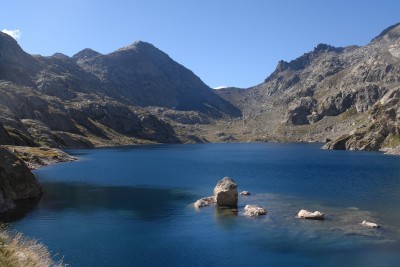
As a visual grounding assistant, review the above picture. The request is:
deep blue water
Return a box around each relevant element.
[10,143,400,266]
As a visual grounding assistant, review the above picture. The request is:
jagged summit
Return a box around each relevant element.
[313,43,343,53]
[264,43,344,83]
[371,22,400,42]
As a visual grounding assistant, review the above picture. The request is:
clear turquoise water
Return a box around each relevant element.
[10,143,400,266]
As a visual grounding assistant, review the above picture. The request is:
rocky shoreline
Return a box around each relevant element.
[3,146,78,170]
[0,146,77,214]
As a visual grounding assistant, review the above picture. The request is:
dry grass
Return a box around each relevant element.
[382,134,400,148]
[0,226,63,267]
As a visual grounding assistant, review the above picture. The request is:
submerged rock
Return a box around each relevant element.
[361,220,380,228]
[298,209,325,220]
[213,177,238,207]
[240,191,251,196]
[244,204,267,216]
[194,196,214,208]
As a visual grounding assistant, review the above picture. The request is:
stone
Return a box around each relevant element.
[244,205,267,216]
[361,220,380,228]
[0,147,42,213]
[213,177,238,207]
[240,191,251,195]
[297,209,325,220]
[194,196,214,208]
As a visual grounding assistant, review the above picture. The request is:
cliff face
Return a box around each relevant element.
[0,147,42,213]
[323,87,400,153]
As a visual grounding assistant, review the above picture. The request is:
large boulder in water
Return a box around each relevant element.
[213,177,238,207]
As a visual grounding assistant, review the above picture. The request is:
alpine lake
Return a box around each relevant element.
[8,143,400,266]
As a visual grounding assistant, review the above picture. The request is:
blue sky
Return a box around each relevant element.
[2,0,400,88]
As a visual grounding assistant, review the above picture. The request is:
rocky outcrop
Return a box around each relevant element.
[361,220,380,228]
[286,97,318,125]
[0,147,42,213]
[193,196,214,208]
[297,209,325,220]
[4,146,77,170]
[324,87,400,153]
[244,205,267,216]
[0,123,12,145]
[213,177,238,207]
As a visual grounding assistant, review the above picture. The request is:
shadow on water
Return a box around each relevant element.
[7,143,400,267]
[0,197,41,223]
[6,181,196,223]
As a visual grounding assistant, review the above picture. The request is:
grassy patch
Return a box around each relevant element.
[339,107,358,121]
[0,226,63,267]
[382,134,400,148]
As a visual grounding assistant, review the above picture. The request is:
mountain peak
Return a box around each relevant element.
[116,40,157,52]
[269,43,343,76]
[371,22,400,42]
[0,31,38,85]
[313,43,343,53]
[72,48,101,60]
[0,31,22,59]
[51,52,70,59]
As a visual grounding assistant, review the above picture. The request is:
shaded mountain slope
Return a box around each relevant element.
[74,41,240,117]
[0,32,240,148]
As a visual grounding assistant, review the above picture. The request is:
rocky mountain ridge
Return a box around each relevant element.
[0,23,399,154]
[0,32,240,148]
[214,23,400,154]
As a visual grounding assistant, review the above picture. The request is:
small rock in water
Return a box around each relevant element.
[213,177,238,207]
[194,196,214,208]
[240,191,251,196]
[244,204,267,216]
[361,220,380,228]
[297,209,325,220]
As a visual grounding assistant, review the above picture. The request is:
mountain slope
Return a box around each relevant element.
[0,33,240,148]
[214,23,400,152]
[73,41,240,117]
